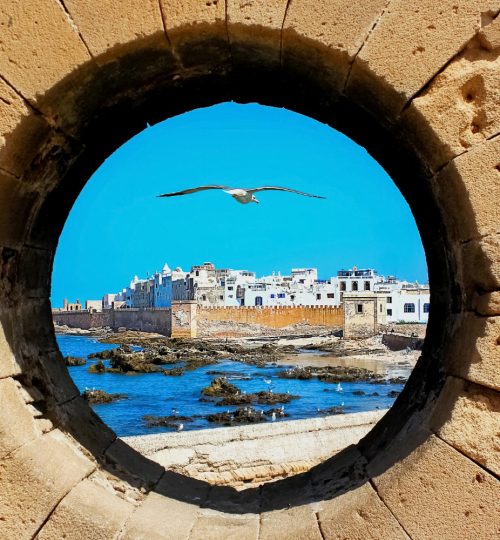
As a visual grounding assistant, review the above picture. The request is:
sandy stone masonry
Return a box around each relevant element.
[0,1,499,538]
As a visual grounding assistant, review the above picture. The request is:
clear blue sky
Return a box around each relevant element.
[51,102,427,307]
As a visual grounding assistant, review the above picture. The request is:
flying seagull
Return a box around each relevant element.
[157,185,326,205]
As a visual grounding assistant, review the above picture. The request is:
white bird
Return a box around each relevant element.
[263,379,272,385]
[176,423,184,432]
[336,383,343,392]
[157,185,326,205]
[271,412,276,421]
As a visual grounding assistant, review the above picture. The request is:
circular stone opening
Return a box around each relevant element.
[1,5,497,537]
[51,101,429,487]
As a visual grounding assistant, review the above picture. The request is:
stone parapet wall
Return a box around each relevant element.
[53,309,171,336]
[123,410,385,487]
[382,332,424,351]
[198,305,344,328]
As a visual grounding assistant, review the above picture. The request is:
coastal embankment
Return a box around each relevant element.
[123,409,385,487]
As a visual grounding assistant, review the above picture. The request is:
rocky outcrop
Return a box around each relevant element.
[64,356,86,367]
[82,389,127,404]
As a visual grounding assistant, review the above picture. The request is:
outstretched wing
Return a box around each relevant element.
[246,186,326,199]
[157,185,231,198]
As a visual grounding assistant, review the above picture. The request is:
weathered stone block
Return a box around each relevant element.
[283,0,387,94]
[0,378,39,458]
[227,0,288,68]
[37,478,135,540]
[448,314,499,390]
[105,438,164,488]
[121,476,200,540]
[0,78,50,178]
[0,172,37,247]
[461,232,500,294]
[433,136,500,242]
[0,0,91,103]
[0,430,95,539]
[160,0,230,69]
[189,511,259,540]
[474,290,500,315]
[63,0,168,59]
[404,42,500,171]
[431,376,500,475]
[372,435,500,540]
[260,505,323,540]
[317,482,408,539]
[0,315,20,378]
[347,0,500,118]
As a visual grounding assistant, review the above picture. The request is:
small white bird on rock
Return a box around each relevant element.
[157,185,326,205]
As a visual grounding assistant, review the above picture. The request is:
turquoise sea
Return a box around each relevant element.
[57,334,407,437]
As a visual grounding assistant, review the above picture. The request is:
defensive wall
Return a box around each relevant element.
[0,1,498,539]
[198,305,344,328]
[52,308,172,336]
[382,332,425,351]
[123,410,386,488]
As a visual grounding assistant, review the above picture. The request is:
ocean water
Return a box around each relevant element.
[57,334,407,437]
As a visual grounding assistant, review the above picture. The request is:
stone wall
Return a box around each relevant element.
[124,410,385,488]
[53,309,171,336]
[198,305,344,328]
[382,332,425,351]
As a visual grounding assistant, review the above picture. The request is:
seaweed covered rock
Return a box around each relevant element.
[207,406,266,426]
[254,391,298,405]
[82,389,126,404]
[88,360,106,373]
[163,367,185,376]
[143,415,193,428]
[65,356,86,367]
[202,377,240,397]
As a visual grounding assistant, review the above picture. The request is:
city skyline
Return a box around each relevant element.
[52,102,428,308]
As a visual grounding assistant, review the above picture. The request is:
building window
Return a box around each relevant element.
[202,295,207,301]
[290,295,295,301]
[270,294,275,299]
[387,309,392,316]
[423,303,430,313]
[228,286,233,290]
[278,293,286,299]
[380,304,382,312]
[404,303,415,313]
[356,304,363,313]
[352,281,358,291]
[255,296,263,306]
[327,293,334,298]
[219,295,223,300]
[195,271,199,277]
[364,281,370,291]
[316,293,321,300]
[387,297,392,303]
[340,281,346,291]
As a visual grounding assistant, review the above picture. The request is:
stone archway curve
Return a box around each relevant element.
[0,1,498,538]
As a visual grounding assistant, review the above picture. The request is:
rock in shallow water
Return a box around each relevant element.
[82,389,127,404]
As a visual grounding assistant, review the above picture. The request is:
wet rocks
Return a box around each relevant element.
[163,367,184,376]
[143,415,193,428]
[82,389,127,404]
[88,360,106,373]
[264,407,289,418]
[278,367,313,380]
[254,391,298,405]
[352,390,365,396]
[318,406,346,415]
[202,377,240,397]
[218,394,254,406]
[388,390,401,398]
[65,356,86,367]
[207,407,266,426]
